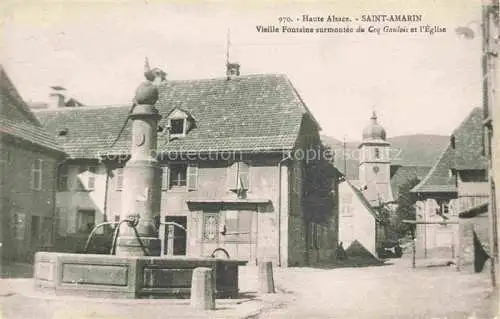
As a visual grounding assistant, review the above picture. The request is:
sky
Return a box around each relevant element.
[1,0,484,141]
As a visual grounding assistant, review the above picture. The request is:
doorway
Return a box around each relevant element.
[164,216,187,255]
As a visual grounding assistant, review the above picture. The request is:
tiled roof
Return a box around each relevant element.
[411,144,457,193]
[0,65,64,153]
[36,74,314,158]
[390,166,430,200]
[411,107,487,194]
[452,107,487,170]
[0,117,64,153]
[0,65,41,125]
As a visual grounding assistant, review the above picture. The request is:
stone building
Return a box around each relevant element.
[338,180,385,258]
[0,65,65,262]
[412,107,489,264]
[34,67,339,267]
[338,112,428,258]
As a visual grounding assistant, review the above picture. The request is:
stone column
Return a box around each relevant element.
[190,267,215,310]
[115,102,162,256]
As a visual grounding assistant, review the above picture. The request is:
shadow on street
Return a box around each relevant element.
[1,263,33,279]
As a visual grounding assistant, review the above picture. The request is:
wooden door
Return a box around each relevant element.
[222,210,253,261]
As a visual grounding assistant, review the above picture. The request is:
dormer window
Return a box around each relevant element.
[165,107,196,139]
[170,119,185,136]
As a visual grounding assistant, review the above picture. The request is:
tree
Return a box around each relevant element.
[392,177,421,239]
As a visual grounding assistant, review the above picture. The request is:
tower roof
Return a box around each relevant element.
[362,111,387,141]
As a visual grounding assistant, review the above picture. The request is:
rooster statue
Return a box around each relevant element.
[110,57,166,148]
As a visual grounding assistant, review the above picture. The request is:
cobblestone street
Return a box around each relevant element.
[1,257,496,318]
[262,257,497,319]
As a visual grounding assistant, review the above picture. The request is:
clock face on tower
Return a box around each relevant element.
[373,166,380,174]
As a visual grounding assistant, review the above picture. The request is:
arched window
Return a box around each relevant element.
[374,148,380,159]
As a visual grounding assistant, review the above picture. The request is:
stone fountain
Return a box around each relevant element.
[34,63,247,299]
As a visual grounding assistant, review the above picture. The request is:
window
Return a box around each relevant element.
[226,161,250,192]
[88,165,96,190]
[187,162,198,190]
[340,193,353,217]
[441,202,449,215]
[57,164,69,191]
[203,212,219,241]
[163,163,197,190]
[77,164,96,191]
[223,210,252,242]
[77,209,95,233]
[31,159,43,190]
[13,212,27,240]
[170,119,185,136]
[374,148,380,159]
[115,168,124,191]
[161,165,170,191]
[292,162,302,194]
[170,163,187,188]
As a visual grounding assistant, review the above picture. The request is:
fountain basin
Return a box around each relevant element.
[34,252,247,299]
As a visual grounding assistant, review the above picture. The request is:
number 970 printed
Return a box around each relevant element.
[278,16,294,23]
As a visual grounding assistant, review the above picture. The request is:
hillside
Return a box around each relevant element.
[321,134,450,180]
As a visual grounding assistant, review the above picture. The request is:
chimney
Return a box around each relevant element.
[49,86,67,108]
[226,62,240,80]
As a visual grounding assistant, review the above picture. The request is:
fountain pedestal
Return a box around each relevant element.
[33,62,248,300]
[115,103,162,257]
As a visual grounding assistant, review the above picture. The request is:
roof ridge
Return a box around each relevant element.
[0,65,42,126]
[452,107,482,136]
[32,104,131,112]
[344,180,380,220]
[165,73,288,84]
[283,75,322,131]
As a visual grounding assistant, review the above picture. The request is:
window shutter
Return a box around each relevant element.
[76,164,86,191]
[32,159,42,190]
[31,163,35,190]
[57,164,68,191]
[187,162,198,190]
[88,166,96,190]
[161,165,170,191]
[226,162,238,190]
[115,168,124,191]
[239,162,250,190]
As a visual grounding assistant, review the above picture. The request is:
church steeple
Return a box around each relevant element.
[358,111,393,205]
[362,111,387,141]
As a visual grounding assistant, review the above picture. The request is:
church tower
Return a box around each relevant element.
[358,111,393,206]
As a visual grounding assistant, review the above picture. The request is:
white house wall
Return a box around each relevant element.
[338,182,377,256]
[56,163,106,235]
